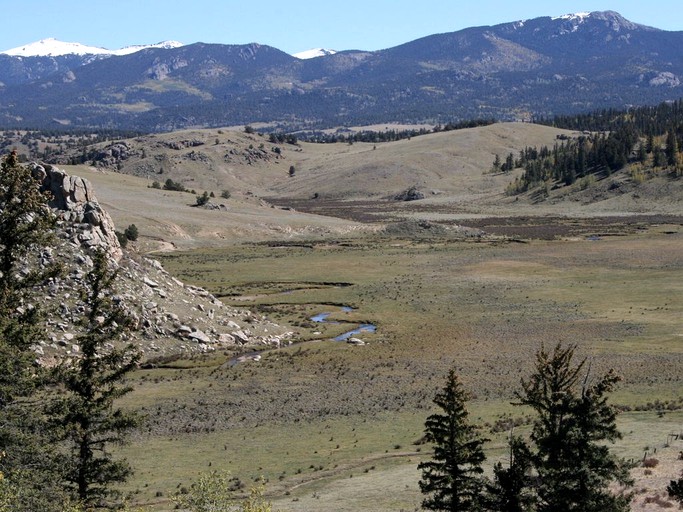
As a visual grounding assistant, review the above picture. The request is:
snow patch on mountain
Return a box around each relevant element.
[551,12,591,22]
[111,41,184,56]
[293,48,337,59]
[1,38,184,57]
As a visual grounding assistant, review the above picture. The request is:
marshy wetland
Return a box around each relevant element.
[118,216,683,511]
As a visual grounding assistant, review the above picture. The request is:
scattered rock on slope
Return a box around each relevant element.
[23,164,294,364]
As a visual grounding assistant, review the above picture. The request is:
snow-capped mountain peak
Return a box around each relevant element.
[1,38,184,57]
[551,12,591,22]
[2,38,110,57]
[110,41,184,56]
[293,48,337,59]
[548,11,647,33]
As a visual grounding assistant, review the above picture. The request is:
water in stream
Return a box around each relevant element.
[310,306,376,341]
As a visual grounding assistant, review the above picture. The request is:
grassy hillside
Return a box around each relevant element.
[67,122,682,252]
[67,166,365,252]
[88,123,576,200]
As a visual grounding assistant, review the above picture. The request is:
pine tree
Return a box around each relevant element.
[492,154,501,173]
[50,250,141,508]
[637,142,647,163]
[483,436,535,512]
[0,152,63,510]
[0,152,59,401]
[515,344,632,512]
[665,129,678,166]
[418,369,486,511]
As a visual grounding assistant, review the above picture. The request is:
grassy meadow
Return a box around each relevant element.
[116,222,683,510]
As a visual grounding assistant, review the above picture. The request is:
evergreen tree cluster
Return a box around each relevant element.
[539,99,683,135]
[268,132,298,145]
[504,128,638,193]
[503,98,683,194]
[419,344,633,512]
[297,118,495,144]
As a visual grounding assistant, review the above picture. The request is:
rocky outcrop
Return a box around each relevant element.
[33,251,294,364]
[161,139,205,150]
[394,186,425,201]
[24,164,294,364]
[91,141,134,167]
[30,163,122,260]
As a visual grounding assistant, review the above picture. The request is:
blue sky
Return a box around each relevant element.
[2,0,681,54]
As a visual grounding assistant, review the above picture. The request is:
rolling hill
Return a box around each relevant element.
[47,122,680,252]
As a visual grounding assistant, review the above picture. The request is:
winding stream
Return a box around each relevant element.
[226,303,376,366]
[310,306,377,341]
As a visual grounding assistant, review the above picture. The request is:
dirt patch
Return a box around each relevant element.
[630,437,683,512]
[460,215,683,240]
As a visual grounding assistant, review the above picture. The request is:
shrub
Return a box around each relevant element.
[124,224,138,241]
[642,457,659,468]
[115,231,128,248]
[668,478,683,506]
[220,190,231,199]
[577,174,596,190]
[196,191,210,206]
[163,178,186,192]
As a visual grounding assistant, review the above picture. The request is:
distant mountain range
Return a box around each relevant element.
[1,38,184,57]
[0,11,681,132]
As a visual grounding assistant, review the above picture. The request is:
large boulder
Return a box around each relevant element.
[394,186,425,201]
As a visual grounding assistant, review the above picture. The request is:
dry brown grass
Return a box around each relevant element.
[70,122,682,255]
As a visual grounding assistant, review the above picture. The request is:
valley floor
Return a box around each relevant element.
[117,220,683,511]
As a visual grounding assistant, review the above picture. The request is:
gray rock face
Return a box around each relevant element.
[30,163,122,260]
[22,163,295,364]
[394,186,425,202]
[188,329,211,343]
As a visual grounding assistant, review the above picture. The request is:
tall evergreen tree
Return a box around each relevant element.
[0,152,58,405]
[515,344,632,512]
[665,129,678,166]
[418,369,486,511]
[652,146,664,167]
[637,142,647,163]
[50,250,141,509]
[0,151,63,510]
[492,154,502,173]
